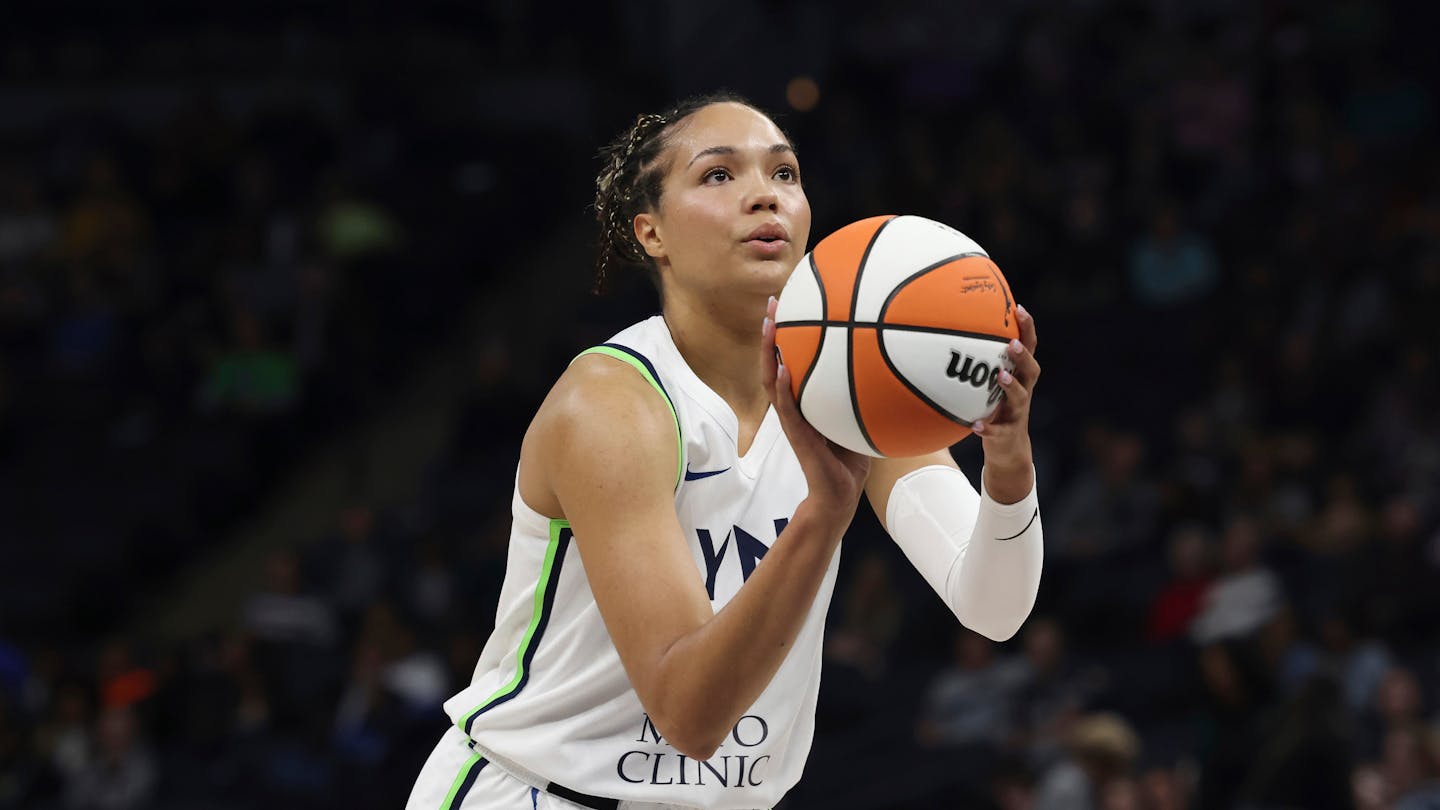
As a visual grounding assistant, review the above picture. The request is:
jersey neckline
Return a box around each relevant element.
[648,315,782,475]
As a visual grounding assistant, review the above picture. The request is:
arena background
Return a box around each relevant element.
[1,1,1437,808]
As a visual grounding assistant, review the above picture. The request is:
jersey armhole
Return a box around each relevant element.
[572,343,684,491]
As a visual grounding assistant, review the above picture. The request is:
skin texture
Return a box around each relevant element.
[516,102,1040,759]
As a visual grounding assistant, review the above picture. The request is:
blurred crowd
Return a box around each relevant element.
[2,0,1438,808]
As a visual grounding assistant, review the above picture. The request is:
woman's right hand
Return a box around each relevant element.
[762,295,871,530]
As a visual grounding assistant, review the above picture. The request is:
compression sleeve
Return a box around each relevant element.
[883,464,1043,641]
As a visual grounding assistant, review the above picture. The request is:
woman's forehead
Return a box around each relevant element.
[667,103,789,158]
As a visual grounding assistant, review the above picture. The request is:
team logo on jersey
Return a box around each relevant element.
[684,465,731,481]
[696,518,789,600]
[617,713,772,788]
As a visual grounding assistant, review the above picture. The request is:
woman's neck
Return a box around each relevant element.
[663,292,771,425]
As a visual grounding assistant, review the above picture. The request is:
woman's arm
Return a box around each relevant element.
[864,305,1044,640]
[523,317,867,760]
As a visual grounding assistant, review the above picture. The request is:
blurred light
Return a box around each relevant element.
[786,77,820,112]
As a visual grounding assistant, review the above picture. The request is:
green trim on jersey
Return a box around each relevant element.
[575,344,684,490]
[457,519,571,736]
[441,751,486,810]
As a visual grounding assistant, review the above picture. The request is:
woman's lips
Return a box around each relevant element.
[743,238,789,257]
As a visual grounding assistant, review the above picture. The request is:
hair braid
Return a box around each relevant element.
[593,112,668,290]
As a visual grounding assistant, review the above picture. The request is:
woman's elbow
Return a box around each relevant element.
[644,710,726,762]
[655,721,725,762]
[956,601,1034,642]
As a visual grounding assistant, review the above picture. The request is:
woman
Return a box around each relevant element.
[408,93,1045,810]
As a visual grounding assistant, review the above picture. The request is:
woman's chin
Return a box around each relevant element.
[741,254,804,287]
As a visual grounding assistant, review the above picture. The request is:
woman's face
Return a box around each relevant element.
[636,102,812,306]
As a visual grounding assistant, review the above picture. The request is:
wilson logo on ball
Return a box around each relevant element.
[945,351,1005,406]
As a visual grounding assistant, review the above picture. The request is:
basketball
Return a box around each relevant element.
[773,214,1021,458]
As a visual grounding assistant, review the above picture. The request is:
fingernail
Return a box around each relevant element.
[762,316,771,336]
[768,295,777,307]
[973,421,985,433]
[1017,304,1029,318]
[1000,369,1013,385]
[1009,339,1023,354]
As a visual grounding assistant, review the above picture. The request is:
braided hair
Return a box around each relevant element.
[593,92,780,294]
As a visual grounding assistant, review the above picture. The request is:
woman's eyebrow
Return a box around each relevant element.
[687,143,796,168]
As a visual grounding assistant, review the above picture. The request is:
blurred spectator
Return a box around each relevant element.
[824,551,903,682]
[1319,610,1393,716]
[1013,617,1105,768]
[1127,203,1219,309]
[1302,473,1373,557]
[58,157,153,297]
[1145,523,1215,643]
[1139,765,1190,810]
[1050,427,1159,559]
[315,182,403,263]
[916,628,1027,749]
[1191,515,1282,644]
[63,706,156,810]
[1257,605,1322,696]
[406,539,457,626]
[95,641,155,713]
[1034,712,1141,810]
[314,503,387,621]
[242,550,337,648]
[1357,667,1427,761]
[1359,497,1440,645]
[0,173,58,268]
[1354,724,1440,810]
[198,307,300,416]
[1194,642,1276,810]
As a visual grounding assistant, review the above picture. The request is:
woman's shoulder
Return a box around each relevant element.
[530,341,676,456]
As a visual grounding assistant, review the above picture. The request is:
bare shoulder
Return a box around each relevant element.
[518,352,678,519]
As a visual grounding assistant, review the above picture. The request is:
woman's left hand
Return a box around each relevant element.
[974,304,1039,502]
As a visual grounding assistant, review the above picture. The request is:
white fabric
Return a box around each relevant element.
[409,726,695,810]
[437,316,823,810]
[1190,568,1282,643]
[884,464,1043,641]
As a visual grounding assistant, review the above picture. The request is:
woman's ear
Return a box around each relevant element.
[634,212,665,260]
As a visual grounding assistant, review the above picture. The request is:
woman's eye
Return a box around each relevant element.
[775,165,799,181]
[703,168,731,183]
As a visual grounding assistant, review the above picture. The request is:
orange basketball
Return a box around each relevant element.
[773,215,1020,458]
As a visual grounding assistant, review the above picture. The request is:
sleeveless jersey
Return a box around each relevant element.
[441,315,836,810]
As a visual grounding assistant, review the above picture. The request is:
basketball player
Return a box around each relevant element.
[408,93,1044,810]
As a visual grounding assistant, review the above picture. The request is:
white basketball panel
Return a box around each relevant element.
[797,326,876,456]
[879,330,1014,424]
[853,216,989,322]
[775,255,824,323]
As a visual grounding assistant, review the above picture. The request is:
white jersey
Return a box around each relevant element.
[443,315,832,810]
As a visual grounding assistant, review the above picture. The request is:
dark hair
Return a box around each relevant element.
[592,91,785,294]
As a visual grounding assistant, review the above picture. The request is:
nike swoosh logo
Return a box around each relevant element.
[683,466,731,481]
[996,507,1039,541]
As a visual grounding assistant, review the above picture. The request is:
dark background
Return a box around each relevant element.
[1,1,1437,808]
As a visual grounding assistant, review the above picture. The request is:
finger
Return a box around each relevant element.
[772,362,826,456]
[762,300,778,398]
[1016,303,1038,354]
[995,367,1030,413]
[1006,338,1041,386]
[972,418,1021,440]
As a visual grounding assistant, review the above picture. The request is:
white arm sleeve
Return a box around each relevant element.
[884,464,1043,641]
